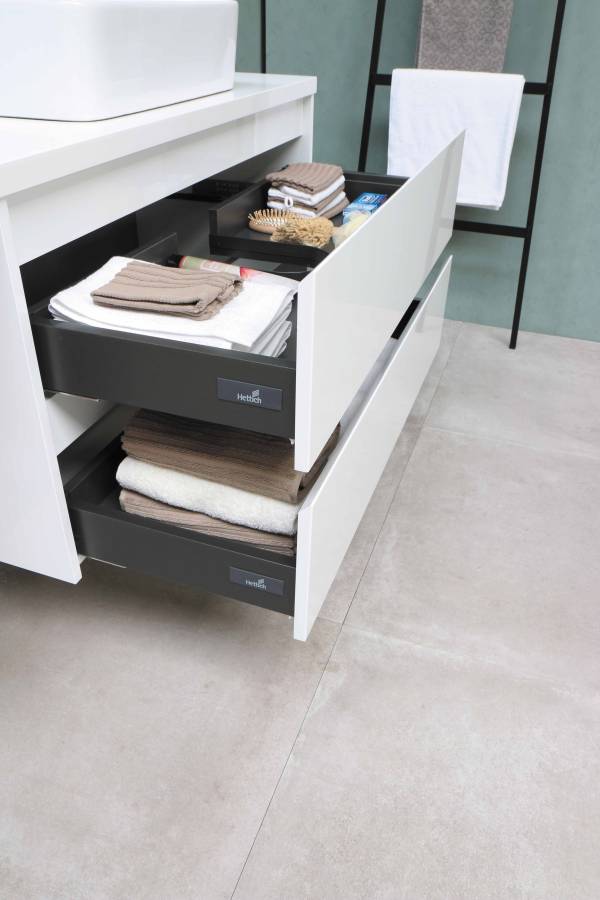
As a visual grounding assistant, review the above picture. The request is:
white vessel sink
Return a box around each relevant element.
[0,0,238,121]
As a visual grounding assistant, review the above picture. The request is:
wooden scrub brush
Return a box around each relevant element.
[270,216,334,249]
[248,209,303,234]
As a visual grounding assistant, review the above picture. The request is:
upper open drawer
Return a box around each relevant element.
[208,171,410,267]
[29,135,463,472]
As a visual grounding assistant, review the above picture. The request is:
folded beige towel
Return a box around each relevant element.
[92,260,242,319]
[119,489,296,556]
[122,409,340,504]
[267,162,344,194]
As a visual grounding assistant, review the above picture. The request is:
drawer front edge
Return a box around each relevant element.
[293,256,453,640]
[294,134,463,473]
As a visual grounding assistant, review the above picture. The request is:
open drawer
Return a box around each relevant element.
[208,171,410,267]
[32,136,462,473]
[63,258,452,640]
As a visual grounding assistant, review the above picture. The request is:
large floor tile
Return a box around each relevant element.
[0,561,338,900]
[427,324,600,458]
[320,322,462,624]
[347,427,600,694]
[234,628,600,900]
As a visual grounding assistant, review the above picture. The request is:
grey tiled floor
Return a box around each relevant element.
[2,323,600,899]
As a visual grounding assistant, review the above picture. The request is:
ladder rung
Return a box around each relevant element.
[454,220,528,239]
[374,73,550,96]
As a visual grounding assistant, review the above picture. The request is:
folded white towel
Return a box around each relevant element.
[268,174,345,207]
[117,457,299,536]
[387,69,525,210]
[253,318,292,357]
[267,190,347,219]
[49,256,295,356]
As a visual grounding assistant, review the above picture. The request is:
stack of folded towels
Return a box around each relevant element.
[49,257,296,357]
[116,409,340,557]
[266,162,349,220]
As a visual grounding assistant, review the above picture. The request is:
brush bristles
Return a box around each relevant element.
[248,209,303,234]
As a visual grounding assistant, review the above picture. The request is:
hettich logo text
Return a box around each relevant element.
[236,389,262,405]
[245,577,266,590]
[229,567,284,596]
[217,379,283,411]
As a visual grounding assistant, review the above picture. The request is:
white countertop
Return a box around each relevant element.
[0,73,316,198]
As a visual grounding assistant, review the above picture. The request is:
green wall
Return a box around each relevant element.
[237,1,600,342]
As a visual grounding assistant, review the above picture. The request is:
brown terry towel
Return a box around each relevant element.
[267,162,344,194]
[122,409,340,504]
[92,260,242,319]
[119,489,296,557]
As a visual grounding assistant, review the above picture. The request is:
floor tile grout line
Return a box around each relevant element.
[339,323,464,629]
[230,323,482,893]
[421,421,600,464]
[229,620,345,899]
[341,621,600,706]
[232,320,599,893]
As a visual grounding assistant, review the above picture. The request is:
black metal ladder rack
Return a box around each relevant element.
[356,0,567,348]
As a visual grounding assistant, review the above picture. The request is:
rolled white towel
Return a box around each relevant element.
[117,457,299,536]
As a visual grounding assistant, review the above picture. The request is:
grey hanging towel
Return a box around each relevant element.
[416,0,514,73]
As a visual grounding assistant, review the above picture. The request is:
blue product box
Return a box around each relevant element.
[342,192,388,224]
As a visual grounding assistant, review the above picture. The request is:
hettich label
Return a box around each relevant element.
[217,378,283,411]
[229,567,285,596]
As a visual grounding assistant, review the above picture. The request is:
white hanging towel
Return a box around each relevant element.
[387,69,525,210]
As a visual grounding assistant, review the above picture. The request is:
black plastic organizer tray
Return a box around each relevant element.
[209,171,407,267]
[63,431,296,616]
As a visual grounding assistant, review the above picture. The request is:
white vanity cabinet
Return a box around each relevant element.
[0,74,461,640]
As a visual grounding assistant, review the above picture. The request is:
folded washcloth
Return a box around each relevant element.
[416,0,514,73]
[267,162,344,194]
[117,457,299,535]
[122,409,340,504]
[49,256,295,356]
[387,68,524,209]
[92,259,241,319]
[268,174,346,207]
[267,192,349,220]
[268,187,343,215]
[119,489,296,556]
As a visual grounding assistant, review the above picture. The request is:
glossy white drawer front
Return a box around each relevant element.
[294,134,463,473]
[294,256,452,640]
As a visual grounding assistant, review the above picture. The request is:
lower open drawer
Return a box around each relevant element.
[64,258,451,639]
[67,439,297,616]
